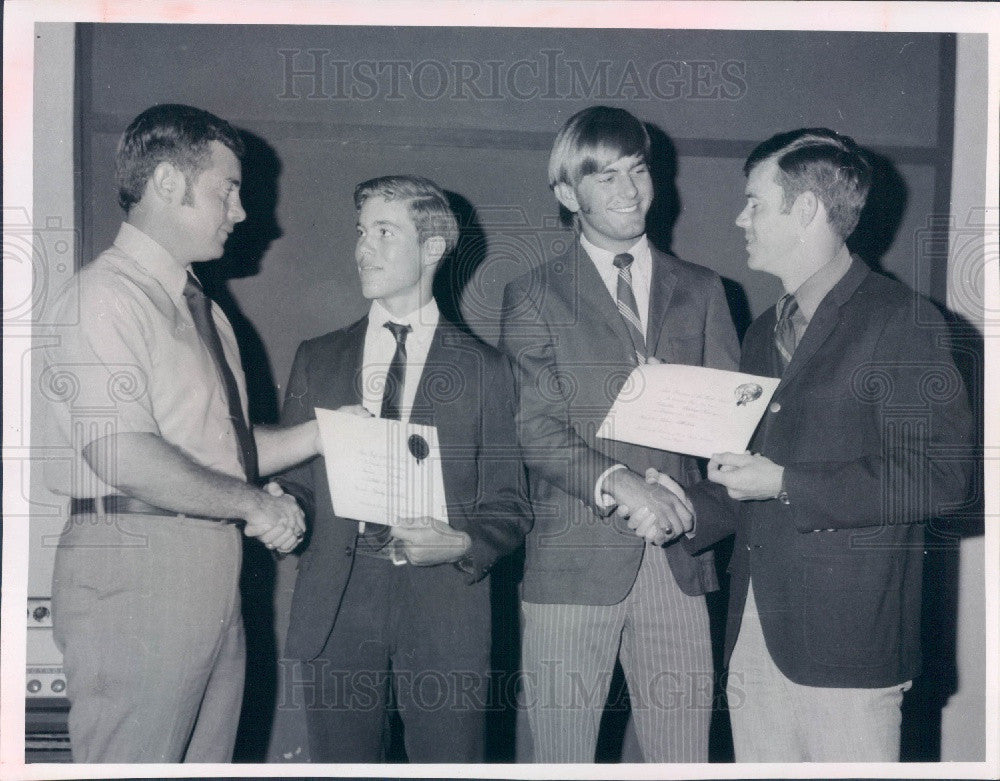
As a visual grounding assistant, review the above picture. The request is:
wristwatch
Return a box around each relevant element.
[453,554,477,576]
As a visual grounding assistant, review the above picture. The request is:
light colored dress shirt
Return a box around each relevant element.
[42,222,249,498]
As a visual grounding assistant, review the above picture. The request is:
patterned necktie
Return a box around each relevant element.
[612,253,646,363]
[773,292,800,369]
[380,321,412,421]
[183,271,258,482]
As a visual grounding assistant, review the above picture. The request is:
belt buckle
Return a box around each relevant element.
[388,540,407,566]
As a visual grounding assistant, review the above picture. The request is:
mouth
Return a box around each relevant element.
[609,204,641,214]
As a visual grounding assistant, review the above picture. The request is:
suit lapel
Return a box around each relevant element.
[317,317,367,409]
[646,248,678,358]
[410,323,444,427]
[774,259,869,393]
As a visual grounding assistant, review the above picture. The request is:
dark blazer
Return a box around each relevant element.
[498,242,740,605]
[281,316,532,662]
[686,260,973,688]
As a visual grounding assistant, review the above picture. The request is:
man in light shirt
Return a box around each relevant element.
[276,175,531,762]
[42,104,321,762]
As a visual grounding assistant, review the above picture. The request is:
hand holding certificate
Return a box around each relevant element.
[596,364,780,458]
[314,407,449,527]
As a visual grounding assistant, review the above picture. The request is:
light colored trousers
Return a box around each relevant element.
[52,511,245,763]
[727,582,910,762]
[521,544,713,762]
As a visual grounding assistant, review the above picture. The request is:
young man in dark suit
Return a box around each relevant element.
[498,106,740,762]
[654,128,973,760]
[276,176,532,762]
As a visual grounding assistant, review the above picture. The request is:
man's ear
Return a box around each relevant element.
[794,190,820,229]
[553,182,581,214]
[421,235,446,267]
[148,161,185,205]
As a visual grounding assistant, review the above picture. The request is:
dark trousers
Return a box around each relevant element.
[300,554,491,762]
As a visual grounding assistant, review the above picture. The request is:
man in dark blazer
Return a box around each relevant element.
[498,106,740,762]
[658,128,973,761]
[276,176,532,762]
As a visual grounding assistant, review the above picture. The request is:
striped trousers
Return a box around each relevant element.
[521,544,712,762]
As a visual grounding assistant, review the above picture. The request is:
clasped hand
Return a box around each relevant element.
[607,468,693,546]
[242,481,306,554]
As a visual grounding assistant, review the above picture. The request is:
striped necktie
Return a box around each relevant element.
[773,292,799,369]
[613,253,646,363]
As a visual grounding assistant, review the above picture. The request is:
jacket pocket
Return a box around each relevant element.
[800,552,903,669]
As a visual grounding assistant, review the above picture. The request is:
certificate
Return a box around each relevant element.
[596,364,780,459]
[314,407,449,526]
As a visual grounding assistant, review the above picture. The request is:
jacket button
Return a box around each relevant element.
[343,546,354,556]
[769,401,781,413]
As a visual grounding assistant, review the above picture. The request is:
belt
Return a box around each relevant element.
[69,495,237,524]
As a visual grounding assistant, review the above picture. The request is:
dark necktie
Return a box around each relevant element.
[183,271,258,482]
[360,320,413,550]
[612,253,646,363]
[380,321,412,421]
[773,292,800,369]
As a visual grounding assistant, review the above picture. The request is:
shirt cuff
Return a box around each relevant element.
[594,463,628,511]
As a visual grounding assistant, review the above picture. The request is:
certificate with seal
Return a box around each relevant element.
[315,407,450,526]
[596,364,780,459]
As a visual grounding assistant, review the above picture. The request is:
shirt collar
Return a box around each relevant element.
[789,248,853,324]
[580,233,651,276]
[368,297,440,344]
[113,222,190,302]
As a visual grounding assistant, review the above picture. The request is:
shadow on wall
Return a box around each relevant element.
[902,305,984,762]
[849,149,909,276]
[434,191,488,336]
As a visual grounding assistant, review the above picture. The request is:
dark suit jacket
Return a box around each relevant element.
[498,242,740,605]
[281,316,532,662]
[686,260,973,688]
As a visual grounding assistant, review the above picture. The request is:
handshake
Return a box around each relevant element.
[604,467,693,547]
[604,450,788,545]
[241,480,306,555]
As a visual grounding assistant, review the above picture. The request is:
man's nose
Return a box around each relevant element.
[619,175,639,198]
[230,195,247,224]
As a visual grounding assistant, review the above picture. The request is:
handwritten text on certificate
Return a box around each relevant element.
[596,364,780,459]
[314,407,449,526]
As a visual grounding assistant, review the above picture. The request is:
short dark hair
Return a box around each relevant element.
[744,128,872,239]
[548,106,650,189]
[115,104,245,212]
[353,175,459,255]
